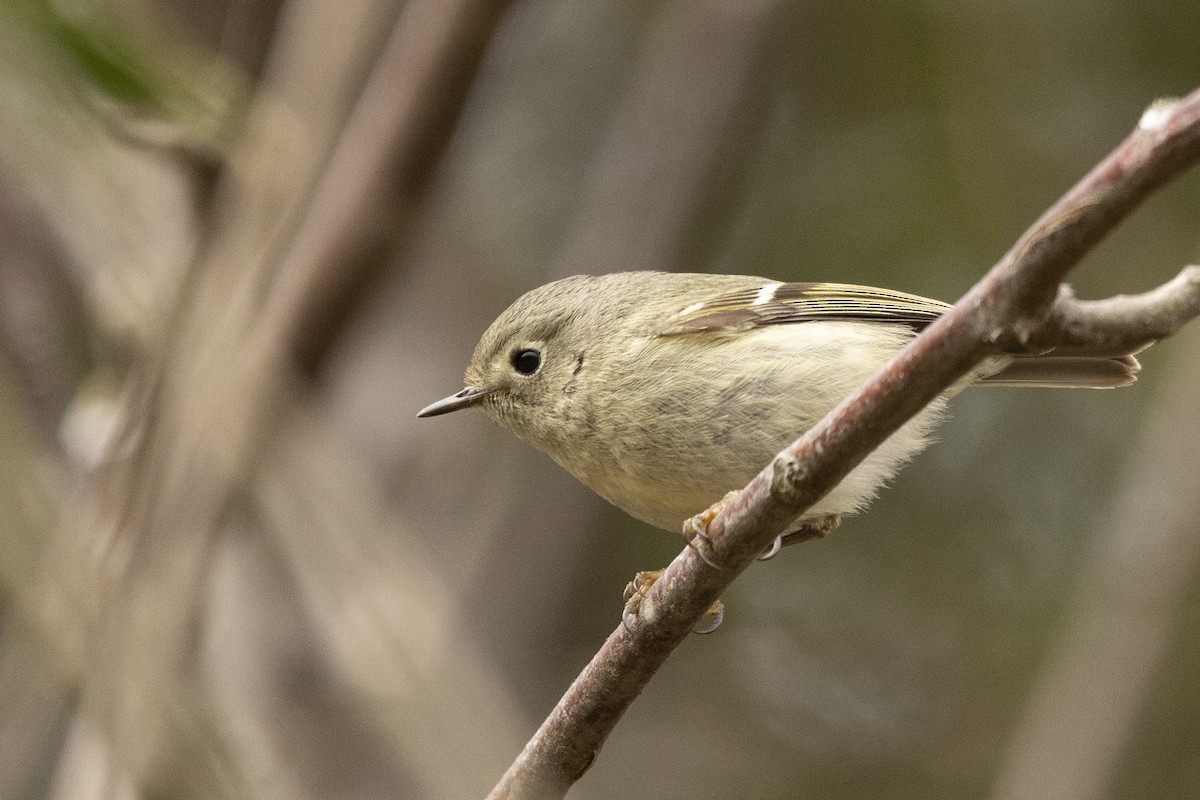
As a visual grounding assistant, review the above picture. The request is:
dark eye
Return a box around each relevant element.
[511,348,542,375]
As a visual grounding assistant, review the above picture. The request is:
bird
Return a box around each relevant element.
[418,271,1140,552]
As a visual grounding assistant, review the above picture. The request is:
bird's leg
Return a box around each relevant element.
[622,569,724,635]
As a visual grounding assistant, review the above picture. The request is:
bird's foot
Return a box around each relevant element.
[681,491,740,568]
[622,569,724,635]
[757,514,842,561]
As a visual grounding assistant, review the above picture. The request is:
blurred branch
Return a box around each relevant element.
[276,0,516,373]
[989,321,1200,800]
[253,400,528,798]
[0,2,218,361]
[550,0,782,278]
[13,1,518,798]
[488,89,1200,799]
[0,186,93,445]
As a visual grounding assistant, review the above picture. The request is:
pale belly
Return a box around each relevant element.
[556,323,954,533]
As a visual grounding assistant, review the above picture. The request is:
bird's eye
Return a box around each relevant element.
[511,348,542,375]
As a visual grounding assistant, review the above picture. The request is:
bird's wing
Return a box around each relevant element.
[658,282,951,336]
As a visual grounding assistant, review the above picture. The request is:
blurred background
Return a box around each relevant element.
[1,1,1198,798]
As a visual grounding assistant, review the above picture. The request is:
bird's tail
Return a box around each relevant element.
[978,353,1141,388]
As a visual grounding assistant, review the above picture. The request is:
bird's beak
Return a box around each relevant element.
[416,385,495,418]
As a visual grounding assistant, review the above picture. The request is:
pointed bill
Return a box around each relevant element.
[417,385,495,418]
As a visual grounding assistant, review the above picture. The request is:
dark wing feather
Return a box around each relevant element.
[659,282,951,336]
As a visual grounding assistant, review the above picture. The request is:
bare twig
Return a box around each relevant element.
[488,89,1200,799]
[1033,266,1200,356]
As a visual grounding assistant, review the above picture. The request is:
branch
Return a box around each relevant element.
[487,89,1200,799]
[1033,265,1200,356]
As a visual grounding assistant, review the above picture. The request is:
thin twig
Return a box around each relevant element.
[1034,266,1200,356]
[488,88,1200,800]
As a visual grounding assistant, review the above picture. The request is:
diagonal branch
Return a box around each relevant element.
[488,88,1200,799]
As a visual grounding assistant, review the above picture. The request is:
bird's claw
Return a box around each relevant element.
[781,514,842,547]
[759,514,843,560]
[687,497,840,563]
[622,569,725,635]
[681,491,740,569]
[757,534,784,561]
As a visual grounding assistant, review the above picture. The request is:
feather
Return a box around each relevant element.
[658,279,1141,389]
[980,355,1141,388]
[658,282,951,336]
